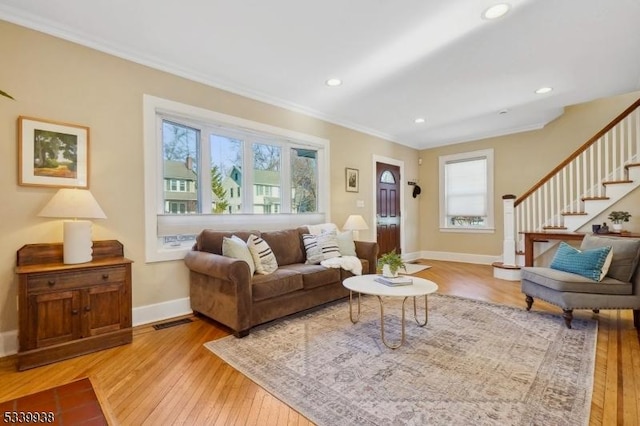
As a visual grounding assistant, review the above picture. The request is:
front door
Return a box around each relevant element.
[376,162,401,257]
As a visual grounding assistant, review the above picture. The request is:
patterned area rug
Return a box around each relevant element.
[205,294,597,426]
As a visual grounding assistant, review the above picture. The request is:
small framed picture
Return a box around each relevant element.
[18,116,90,188]
[345,167,359,192]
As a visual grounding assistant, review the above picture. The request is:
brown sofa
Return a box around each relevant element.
[184,227,378,337]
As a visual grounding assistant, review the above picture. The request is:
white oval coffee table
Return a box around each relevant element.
[343,275,438,349]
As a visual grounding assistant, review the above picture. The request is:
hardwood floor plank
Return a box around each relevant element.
[1,259,638,425]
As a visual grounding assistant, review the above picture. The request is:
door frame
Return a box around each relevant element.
[371,155,406,255]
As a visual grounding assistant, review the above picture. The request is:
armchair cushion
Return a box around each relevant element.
[522,267,632,295]
[580,234,640,282]
[549,242,612,281]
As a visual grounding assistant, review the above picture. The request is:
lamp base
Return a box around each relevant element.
[63,220,93,264]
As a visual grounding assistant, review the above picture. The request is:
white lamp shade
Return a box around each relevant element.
[343,214,369,231]
[38,188,107,219]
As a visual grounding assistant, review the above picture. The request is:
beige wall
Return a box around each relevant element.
[418,90,640,257]
[0,20,421,333]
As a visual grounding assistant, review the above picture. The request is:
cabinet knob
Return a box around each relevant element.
[47,280,56,286]
[102,274,109,280]
[71,309,79,315]
[84,306,91,312]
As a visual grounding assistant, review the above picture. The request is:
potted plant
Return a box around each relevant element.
[607,211,631,232]
[377,250,406,278]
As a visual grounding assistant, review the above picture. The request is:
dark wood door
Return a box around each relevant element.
[376,162,401,256]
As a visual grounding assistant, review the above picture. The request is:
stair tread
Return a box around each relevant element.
[582,196,610,200]
[562,212,588,216]
[602,179,633,185]
[492,262,521,270]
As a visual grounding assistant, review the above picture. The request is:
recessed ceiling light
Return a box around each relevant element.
[414,118,425,124]
[325,78,342,87]
[535,87,553,94]
[482,3,510,20]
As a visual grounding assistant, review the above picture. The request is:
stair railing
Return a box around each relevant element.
[509,98,640,258]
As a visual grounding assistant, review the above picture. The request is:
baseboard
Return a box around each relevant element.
[0,329,18,359]
[400,251,423,263]
[132,297,192,327]
[419,250,500,265]
[0,298,193,358]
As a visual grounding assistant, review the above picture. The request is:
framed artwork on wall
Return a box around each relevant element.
[345,167,359,192]
[18,116,90,188]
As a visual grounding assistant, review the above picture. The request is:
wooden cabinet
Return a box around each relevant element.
[16,240,133,370]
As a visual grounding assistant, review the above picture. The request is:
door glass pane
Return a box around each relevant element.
[380,170,395,183]
[210,134,243,214]
[162,120,199,214]
[291,148,318,213]
[253,143,281,214]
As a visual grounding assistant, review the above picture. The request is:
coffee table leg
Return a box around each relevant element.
[377,295,408,349]
[414,295,428,326]
[348,290,361,323]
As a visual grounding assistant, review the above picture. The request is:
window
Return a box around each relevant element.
[439,149,494,232]
[143,95,330,262]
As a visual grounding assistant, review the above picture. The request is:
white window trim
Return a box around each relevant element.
[143,94,331,262]
[438,148,495,233]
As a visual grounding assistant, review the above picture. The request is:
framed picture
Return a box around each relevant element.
[345,167,359,192]
[18,116,90,188]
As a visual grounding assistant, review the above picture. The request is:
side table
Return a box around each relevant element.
[15,240,133,370]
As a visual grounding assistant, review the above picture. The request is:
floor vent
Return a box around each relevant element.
[153,318,193,330]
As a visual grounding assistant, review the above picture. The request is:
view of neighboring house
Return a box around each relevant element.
[220,165,282,214]
[163,158,197,214]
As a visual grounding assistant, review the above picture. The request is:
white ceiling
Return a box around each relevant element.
[2,0,640,149]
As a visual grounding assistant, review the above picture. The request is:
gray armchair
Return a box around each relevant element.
[521,234,640,328]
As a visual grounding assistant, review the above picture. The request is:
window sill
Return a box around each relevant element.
[439,227,495,234]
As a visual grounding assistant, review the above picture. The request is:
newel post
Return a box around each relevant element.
[502,194,517,266]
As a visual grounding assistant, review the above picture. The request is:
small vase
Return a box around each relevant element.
[612,223,623,232]
[382,264,398,278]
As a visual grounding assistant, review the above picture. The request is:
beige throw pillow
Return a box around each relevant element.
[222,235,256,276]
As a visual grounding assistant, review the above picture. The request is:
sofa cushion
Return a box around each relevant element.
[279,263,341,290]
[251,269,304,302]
[522,267,633,295]
[222,235,256,276]
[549,242,612,281]
[261,228,305,266]
[580,235,640,282]
[247,234,278,275]
[196,230,260,255]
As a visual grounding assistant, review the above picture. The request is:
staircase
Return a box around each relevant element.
[494,98,640,280]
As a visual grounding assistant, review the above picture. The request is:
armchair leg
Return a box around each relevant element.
[525,295,533,311]
[562,309,573,329]
[634,310,640,329]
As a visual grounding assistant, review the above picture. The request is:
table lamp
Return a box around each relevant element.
[38,188,107,264]
[342,214,368,241]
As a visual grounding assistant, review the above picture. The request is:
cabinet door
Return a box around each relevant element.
[83,283,127,337]
[28,290,81,349]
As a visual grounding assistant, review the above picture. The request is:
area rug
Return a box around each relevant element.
[400,263,431,274]
[205,294,597,426]
[0,378,107,425]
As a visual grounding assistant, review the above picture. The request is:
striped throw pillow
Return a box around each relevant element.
[550,242,612,282]
[317,230,341,260]
[247,234,278,275]
[302,234,325,264]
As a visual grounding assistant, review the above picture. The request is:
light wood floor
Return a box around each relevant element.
[1,260,639,425]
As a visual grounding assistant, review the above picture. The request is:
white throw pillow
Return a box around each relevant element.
[247,234,278,275]
[336,231,357,257]
[222,235,256,276]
